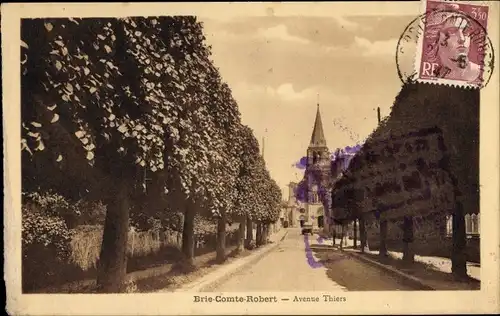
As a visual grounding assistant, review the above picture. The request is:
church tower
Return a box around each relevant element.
[307,103,329,168]
[304,101,330,230]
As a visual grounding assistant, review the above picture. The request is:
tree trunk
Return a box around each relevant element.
[267,223,271,243]
[261,223,266,245]
[332,225,336,245]
[340,224,344,251]
[452,202,468,279]
[216,213,227,263]
[256,222,263,246]
[360,217,366,253]
[353,219,358,249]
[403,216,414,263]
[237,215,246,252]
[97,183,130,293]
[181,201,196,266]
[379,219,388,258]
[245,216,253,248]
[263,223,269,244]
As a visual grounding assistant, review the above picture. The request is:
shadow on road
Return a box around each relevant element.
[312,246,480,291]
[311,248,423,291]
[360,252,480,291]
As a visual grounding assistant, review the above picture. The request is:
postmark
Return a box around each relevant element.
[397,0,495,88]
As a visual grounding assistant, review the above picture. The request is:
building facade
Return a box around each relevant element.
[278,182,302,228]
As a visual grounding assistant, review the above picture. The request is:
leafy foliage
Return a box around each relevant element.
[331,83,479,221]
[232,126,262,218]
[251,157,282,223]
[22,192,74,260]
[21,17,284,291]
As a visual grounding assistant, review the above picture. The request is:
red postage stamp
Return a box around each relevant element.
[415,0,492,88]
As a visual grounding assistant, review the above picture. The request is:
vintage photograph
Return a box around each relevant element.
[3,0,499,315]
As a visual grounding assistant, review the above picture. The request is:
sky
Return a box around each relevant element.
[200,14,414,197]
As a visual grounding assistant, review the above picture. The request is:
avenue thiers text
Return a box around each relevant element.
[193,295,347,303]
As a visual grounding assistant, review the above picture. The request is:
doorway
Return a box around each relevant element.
[317,215,324,228]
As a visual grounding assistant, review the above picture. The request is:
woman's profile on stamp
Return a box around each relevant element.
[414,0,493,88]
[422,3,484,82]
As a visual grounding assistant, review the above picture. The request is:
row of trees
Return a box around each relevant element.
[21,17,281,293]
[330,82,479,279]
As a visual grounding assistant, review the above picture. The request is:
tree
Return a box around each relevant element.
[22,18,161,292]
[20,16,230,291]
[233,126,261,252]
[202,80,242,263]
[330,82,478,276]
[250,158,282,246]
[21,16,284,292]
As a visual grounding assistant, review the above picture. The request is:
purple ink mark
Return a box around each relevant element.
[317,236,324,244]
[304,234,323,268]
[293,144,363,205]
[343,144,363,154]
[293,145,362,172]
[293,156,308,169]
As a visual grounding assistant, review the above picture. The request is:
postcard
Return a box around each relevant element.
[3,1,499,315]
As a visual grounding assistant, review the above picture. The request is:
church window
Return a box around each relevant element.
[313,152,320,164]
[310,192,316,203]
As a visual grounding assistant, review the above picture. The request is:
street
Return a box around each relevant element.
[208,228,417,292]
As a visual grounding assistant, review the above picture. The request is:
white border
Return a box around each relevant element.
[3,2,499,315]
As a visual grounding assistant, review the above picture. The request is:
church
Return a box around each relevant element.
[293,101,361,236]
[299,102,332,232]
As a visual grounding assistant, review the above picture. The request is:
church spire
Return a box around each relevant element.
[309,97,327,147]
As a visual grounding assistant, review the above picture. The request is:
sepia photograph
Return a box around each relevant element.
[3,1,499,315]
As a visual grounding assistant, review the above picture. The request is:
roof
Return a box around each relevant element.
[309,103,327,147]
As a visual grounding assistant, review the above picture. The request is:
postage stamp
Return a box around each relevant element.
[414,0,494,88]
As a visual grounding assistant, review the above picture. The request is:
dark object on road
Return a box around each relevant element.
[283,221,289,228]
[301,224,313,235]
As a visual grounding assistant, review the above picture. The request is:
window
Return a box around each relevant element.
[309,192,320,203]
[446,213,480,236]
[465,214,480,235]
[471,213,479,234]
[465,214,472,234]
[447,215,454,236]
[313,152,320,164]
